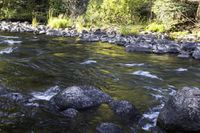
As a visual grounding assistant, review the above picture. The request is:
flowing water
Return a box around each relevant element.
[0,32,200,133]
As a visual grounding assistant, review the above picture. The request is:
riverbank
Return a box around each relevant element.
[0,21,200,60]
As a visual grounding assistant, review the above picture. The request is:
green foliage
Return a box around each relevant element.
[169,31,189,39]
[32,17,39,27]
[48,0,67,17]
[0,0,48,21]
[146,22,166,33]
[74,16,86,32]
[85,0,150,25]
[152,0,190,29]
[119,25,144,35]
[48,17,72,29]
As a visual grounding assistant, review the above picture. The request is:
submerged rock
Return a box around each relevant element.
[109,100,141,122]
[157,87,200,132]
[0,84,7,95]
[96,123,123,133]
[50,86,112,110]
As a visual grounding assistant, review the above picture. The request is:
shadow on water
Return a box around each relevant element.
[0,32,200,132]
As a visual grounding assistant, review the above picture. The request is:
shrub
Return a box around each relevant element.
[48,17,72,29]
[85,0,150,25]
[119,25,144,35]
[152,0,190,29]
[169,31,189,39]
[146,22,166,33]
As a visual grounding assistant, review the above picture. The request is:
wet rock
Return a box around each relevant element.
[0,97,31,127]
[2,93,24,102]
[167,43,181,53]
[46,29,63,36]
[178,51,190,58]
[192,47,200,59]
[109,100,141,122]
[130,127,137,133]
[153,40,180,54]
[126,42,153,53]
[96,123,123,133]
[50,86,112,110]
[61,108,78,119]
[153,44,169,54]
[157,87,200,132]
[181,42,197,52]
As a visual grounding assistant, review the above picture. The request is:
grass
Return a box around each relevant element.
[46,15,197,41]
[32,17,39,27]
[119,25,145,35]
[146,22,166,33]
[48,17,72,29]
[169,31,189,39]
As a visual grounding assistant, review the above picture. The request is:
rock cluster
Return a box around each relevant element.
[0,85,141,133]
[1,21,200,60]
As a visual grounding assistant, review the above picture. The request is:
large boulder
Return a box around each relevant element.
[192,47,200,59]
[157,87,200,132]
[109,100,141,122]
[96,123,123,133]
[50,86,112,110]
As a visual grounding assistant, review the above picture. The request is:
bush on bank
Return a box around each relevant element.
[0,0,199,34]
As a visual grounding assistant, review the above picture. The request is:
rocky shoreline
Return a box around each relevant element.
[0,85,142,133]
[0,21,200,60]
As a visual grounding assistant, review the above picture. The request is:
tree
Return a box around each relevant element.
[187,0,200,20]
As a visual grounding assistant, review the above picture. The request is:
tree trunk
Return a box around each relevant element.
[196,3,200,20]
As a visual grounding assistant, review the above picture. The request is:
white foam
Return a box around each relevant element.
[0,36,19,39]
[25,103,39,107]
[80,60,97,65]
[2,40,22,45]
[0,47,14,54]
[123,63,144,67]
[145,86,162,93]
[31,86,60,101]
[142,104,164,131]
[142,123,154,131]
[132,70,162,80]
[169,88,177,96]
[151,94,163,100]
[175,68,188,72]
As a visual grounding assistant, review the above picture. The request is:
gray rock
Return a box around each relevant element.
[50,86,112,110]
[153,44,169,54]
[126,42,153,53]
[157,87,200,132]
[178,51,190,58]
[46,29,63,36]
[181,42,197,52]
[109,100,141,122]
[167,43,181,53]
[96,123,123,133]
[192,47,200,59]
[61,108,78,119]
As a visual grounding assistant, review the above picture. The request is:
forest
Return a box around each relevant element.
[0,0,200,36]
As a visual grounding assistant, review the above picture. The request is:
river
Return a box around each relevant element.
[0,32,200,133]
